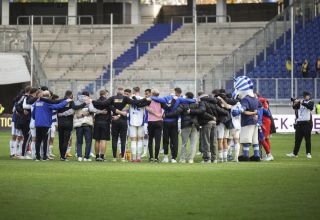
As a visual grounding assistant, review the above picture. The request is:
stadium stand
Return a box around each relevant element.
[222,16,320,99]
[88,22,266,94]
[84,23,182,94]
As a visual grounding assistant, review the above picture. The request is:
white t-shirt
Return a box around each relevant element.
[129,95,145,127]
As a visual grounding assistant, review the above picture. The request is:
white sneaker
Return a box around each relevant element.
[141,153,147,158]
[307,153,312,159]
[179,159,186,163]
[84,158,92,162]
[49,153,56,157]
[112,158,117,162]
[25,155,32,160]
[233,158,239,163]
[27,151,32,156]
[162,156,169,163]
[171,159,177,163]
[188,159,194,164]
[196,152,202,156]
[121,158,127,162]
[19,156,25,160]
[90,153,95,158]
[78,157,82,162]
[286,153,297,158]
[264,154,274,161]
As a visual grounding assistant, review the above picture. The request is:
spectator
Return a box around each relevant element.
[285,57,292,73]
[301,59,309,78]
[316,57,320,78]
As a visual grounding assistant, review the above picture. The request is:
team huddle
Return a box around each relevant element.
[8,76,275,163]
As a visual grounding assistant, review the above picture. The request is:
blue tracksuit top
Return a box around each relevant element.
[32,99,68,128]
[151,95,195,122]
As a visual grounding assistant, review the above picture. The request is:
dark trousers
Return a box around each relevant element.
[21,122,30,156]
[76,126,92,159]
[58,126,73,159]
[294,121,312,155]
[111,119,127,158]
[201,123,215,161]
[35,127,49,160]
[163,121,178,160]
[148,121,163,160]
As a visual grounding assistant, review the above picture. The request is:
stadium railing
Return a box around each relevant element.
[204,0,318,92]
[216,77,320,101]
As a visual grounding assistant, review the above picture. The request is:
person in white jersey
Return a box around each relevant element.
[129,87,147,162]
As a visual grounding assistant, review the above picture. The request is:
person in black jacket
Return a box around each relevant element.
[92,90,111,161]
[92,87,149,162]
[56,90,87,161]
[14,86,32,158]
[165,92,204,163]
[198,92,229,163]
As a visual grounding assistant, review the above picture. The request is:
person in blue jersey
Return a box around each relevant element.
[150,87,195,163]
[32,91,71,161]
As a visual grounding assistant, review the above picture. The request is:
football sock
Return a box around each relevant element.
[137,140,143,160]
[10,140,16,156]
[49,145,53,155]
[243,144,250,158]
[144,138,148,154]
[228,145,234,156]
[253,144,260,157]
[234,143,240,159]
[31,141,36,159]
[218,150,223,160]
[223,149,228,159]
[131,140,137,161]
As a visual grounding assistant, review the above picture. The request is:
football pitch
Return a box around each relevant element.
[0,131,319,220]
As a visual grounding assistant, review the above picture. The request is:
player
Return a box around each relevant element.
[129,87,147,162]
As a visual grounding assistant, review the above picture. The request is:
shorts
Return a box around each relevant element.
[50,125,56,138]
[93,124,110,141]
[129,125,144,138]
[11,122,22,136]
[240,125,259,145]
[229,128,240,140]
[217,123,229,139]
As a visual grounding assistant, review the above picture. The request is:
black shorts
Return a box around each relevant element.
[93,124,110,141]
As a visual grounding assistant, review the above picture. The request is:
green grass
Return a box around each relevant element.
[0,131,319,220]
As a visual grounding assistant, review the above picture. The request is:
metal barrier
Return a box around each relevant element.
[213,78,320,101]
[170,15,231,33]
[205,0,319,93]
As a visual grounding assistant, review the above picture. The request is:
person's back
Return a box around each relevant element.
[240,95,259,127]
[94,96,111,124]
